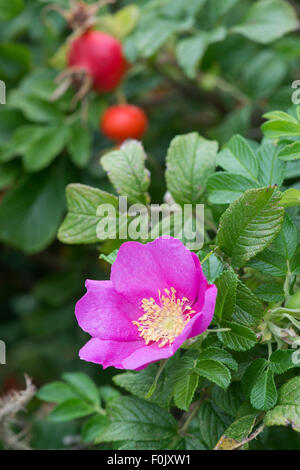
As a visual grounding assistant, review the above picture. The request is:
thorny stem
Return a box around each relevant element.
[145,359,168,399]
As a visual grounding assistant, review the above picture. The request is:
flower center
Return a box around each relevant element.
[132,287,195,348]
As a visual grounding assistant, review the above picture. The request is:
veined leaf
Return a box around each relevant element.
[165,132,218,204]
[62,372,100,407]
[250,369,277,411]
[101,140,150,205]
[216,135,259,183]
[257,141,285,187]
[278,141,300,161]
[195,359,231,389]
[174,373,199,411]
[198,347,238,371]
[58,184,118,244]
[217,321,257,352]
[217,186,284,268]
[207,172,258,204]
[214,269,238,320]
[100,397,178,442]
[48,399,95,422]
[280,188,300,207]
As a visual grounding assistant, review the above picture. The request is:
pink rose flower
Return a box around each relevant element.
[75,237,217,370]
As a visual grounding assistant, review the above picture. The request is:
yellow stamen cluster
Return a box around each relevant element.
[132,287,194,348]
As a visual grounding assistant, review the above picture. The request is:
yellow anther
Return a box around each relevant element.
[132,287,194,348]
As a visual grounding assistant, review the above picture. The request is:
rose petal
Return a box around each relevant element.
[79,337,143,369]
[188,284,217,338]
[111,237,198,306]
[75,280,139,341]
[191,252,209,313]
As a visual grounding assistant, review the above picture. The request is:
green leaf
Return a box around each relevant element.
[176,27,226,79]
[280,188,300,207]
[133,18,184,58]
[185,435,206,450]
[214,269,238,320]
[23,125,69,172]
[217,186,284,268]
[98,5,140,40]
[216,135,259,183]
[291,252,300,275]
[37,382,79,404]
[48,399,95,422]
[272,214,298,260]
[162,0,207,18]
[216,414,257,449]
[113,363,174,409]
[198,347,238,371]
[165,132,218,204]
[198,402,233,449]
[99,386,121,405]
[207,172,257,204]
[58,183,118,244]
[0,0,23,20]
[81,415,109,443]
[211,383,243,417]
[270,350,298,374]
[242,51,286,100]
[100,397,178,442]
[195,359,231,389]
[174,373,199,411]
[234,280,264,326]
[101,140,150,204]
[217,321,257,352]
[257,142,285,187]
[198,252,223,283]
[9,92,63,124]
[67,120,92,168]
[0,162,69,253]
[250,368,277,411]
[255,283,284,303]
[264,376,300,431]
[278,141,300,161]
[206,0,239,18]
[265,405,300,432]
[263,111,299,123]
[262,120,300,139]
[277,376,300,404]
[247,248,287,277]
[62,373,100,407]
[242,359,268,396]
[116,439,170,450]
[232,0,298,44]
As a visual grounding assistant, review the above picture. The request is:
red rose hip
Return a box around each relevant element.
[67,30,127,93]
[100,104,148,143]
